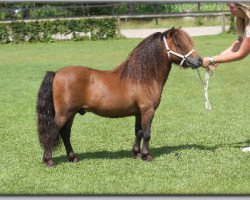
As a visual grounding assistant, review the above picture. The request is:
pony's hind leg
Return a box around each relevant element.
[42,126,59,167]
[59,116,79,163]
[132,115,143,159]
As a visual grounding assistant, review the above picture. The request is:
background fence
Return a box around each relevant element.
[0,2,229,20]
[0,1,235,43]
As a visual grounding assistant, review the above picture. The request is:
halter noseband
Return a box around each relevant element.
[163,36,194,67]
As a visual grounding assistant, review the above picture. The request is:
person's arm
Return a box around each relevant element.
[203,37,250,68]
[202,41,240,69]
[220,39,242,55]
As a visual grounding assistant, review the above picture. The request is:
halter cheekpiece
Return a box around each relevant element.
[163,36,194,67]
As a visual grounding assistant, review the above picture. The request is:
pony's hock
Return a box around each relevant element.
[36,28,202,167]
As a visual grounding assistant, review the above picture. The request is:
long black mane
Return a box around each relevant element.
[115,28,194,82]
[118,32,164,82]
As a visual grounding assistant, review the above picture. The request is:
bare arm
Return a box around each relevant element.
[203,37,250,67]
[214,37,250,62]
[219,39,241,55]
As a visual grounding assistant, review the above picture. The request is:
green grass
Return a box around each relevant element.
[0,34,249,194]
[119,16,231,29]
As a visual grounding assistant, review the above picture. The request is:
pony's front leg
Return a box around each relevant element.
[141,108,155,161]
[132,115,143,159]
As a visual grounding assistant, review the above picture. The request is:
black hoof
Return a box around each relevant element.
[132,147,142,159]
[142,154,153,161]
[133,153,142,159]
[68,156,79,163]
[43,158,55,167]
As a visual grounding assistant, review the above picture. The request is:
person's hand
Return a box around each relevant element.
[202,57,210,68]
[202,57,219,70]
[207,63,219,70]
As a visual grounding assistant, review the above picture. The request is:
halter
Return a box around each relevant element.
[163,36,194,67]
[163,35,213,111]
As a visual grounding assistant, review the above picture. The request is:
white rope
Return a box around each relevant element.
[204,69,212,111]
[197,68,212,111]
[163,36,211,110]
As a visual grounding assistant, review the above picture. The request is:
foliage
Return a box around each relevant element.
[196,16,204,26]
[115,3,228,15]
[0,24,10,43]
[227,16,236,34]
[0,3,229,20]
[30,4,68,18]
[0,34,249,194]
[0,18,117,43]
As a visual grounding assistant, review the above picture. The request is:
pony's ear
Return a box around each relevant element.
[168,27,176,37]
[163,27,176,38]
[162,30,168,37]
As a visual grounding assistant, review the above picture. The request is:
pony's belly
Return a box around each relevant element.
[85,104,139,118]
[90,110,137,118]
[83,83,138,117]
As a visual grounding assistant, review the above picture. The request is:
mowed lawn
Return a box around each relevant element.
[0,33,249,194]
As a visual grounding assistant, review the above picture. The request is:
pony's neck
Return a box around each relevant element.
[156,61,172,89]
[112,57,171,93]
[111,31,174,87]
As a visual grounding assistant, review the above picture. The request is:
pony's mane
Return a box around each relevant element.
[115,28,194,82]
[116,32,164,82]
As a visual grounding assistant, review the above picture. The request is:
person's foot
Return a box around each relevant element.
[242,147,250,152]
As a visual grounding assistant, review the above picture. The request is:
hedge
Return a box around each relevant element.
[0,18,117,44]
[227,16,236,34]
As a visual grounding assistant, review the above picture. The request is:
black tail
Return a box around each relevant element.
[36,71,59,150]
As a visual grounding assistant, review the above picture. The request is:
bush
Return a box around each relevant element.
[0,24,11,44]
[227,16,236,34]
[0,17,117,44]
[196,16,204,26]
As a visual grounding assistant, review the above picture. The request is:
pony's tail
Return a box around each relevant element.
[36,71,60,150]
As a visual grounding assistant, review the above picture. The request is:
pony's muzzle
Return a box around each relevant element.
[186,57,203,69]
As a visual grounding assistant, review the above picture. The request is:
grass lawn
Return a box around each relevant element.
[119,16,231,29]
[0,33,249,194]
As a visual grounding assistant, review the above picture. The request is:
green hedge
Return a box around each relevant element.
[0,18,117,44]
[227,16,236,34]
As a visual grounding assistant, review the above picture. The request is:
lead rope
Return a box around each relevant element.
[197,68,212,111]
[163,36,210,109]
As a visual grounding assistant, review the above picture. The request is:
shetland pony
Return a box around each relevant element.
[37,28,202,167]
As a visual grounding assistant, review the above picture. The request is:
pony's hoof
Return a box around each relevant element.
[68,156,79,163]
[133,153,142,159]
[132,148,141,159]
[43,159,55,167]
[142,154,153,161]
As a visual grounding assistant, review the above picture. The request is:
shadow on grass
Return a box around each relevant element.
[53,139,249,164]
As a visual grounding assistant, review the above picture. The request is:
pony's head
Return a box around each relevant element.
[118,28,202,82]
[163,28,203,69]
